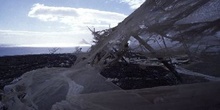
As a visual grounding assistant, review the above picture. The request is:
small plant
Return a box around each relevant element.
[74,47,82,53]
[48,48,60,54]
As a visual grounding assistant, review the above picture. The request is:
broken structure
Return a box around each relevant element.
[75,0,220,81]
[1,0,220,110]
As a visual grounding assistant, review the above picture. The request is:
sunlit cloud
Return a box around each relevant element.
[119,0,145,9]
[28,3,127,30]
[1,4,127,47]
[1,4,128,47]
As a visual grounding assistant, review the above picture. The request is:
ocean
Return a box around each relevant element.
[0,46,90,56]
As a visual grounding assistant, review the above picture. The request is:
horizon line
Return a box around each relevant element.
[0,43,92,48]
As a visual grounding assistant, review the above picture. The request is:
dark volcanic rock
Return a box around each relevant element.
[0,54,208,91]
[0,54,76,89]
[100,62,179,90]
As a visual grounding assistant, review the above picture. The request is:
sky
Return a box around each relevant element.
[0,0,145,47]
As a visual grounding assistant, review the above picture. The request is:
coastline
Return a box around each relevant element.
[0,46,90,57]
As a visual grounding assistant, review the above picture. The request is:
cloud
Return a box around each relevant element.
[1,4,127,47]
[28,3,127,30]
[120,0,145,9]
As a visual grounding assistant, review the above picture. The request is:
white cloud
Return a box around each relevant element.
[0,4,128,47]
[28,3,127,30]
[1,4,129,47]
[120,0,145,9]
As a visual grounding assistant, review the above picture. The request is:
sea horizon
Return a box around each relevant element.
[0,46,90,57]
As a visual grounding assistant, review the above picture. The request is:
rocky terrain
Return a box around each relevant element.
[0,54,209,90]
[0,54,76,89]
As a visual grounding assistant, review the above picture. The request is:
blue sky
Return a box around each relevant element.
[0,0,145,47]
